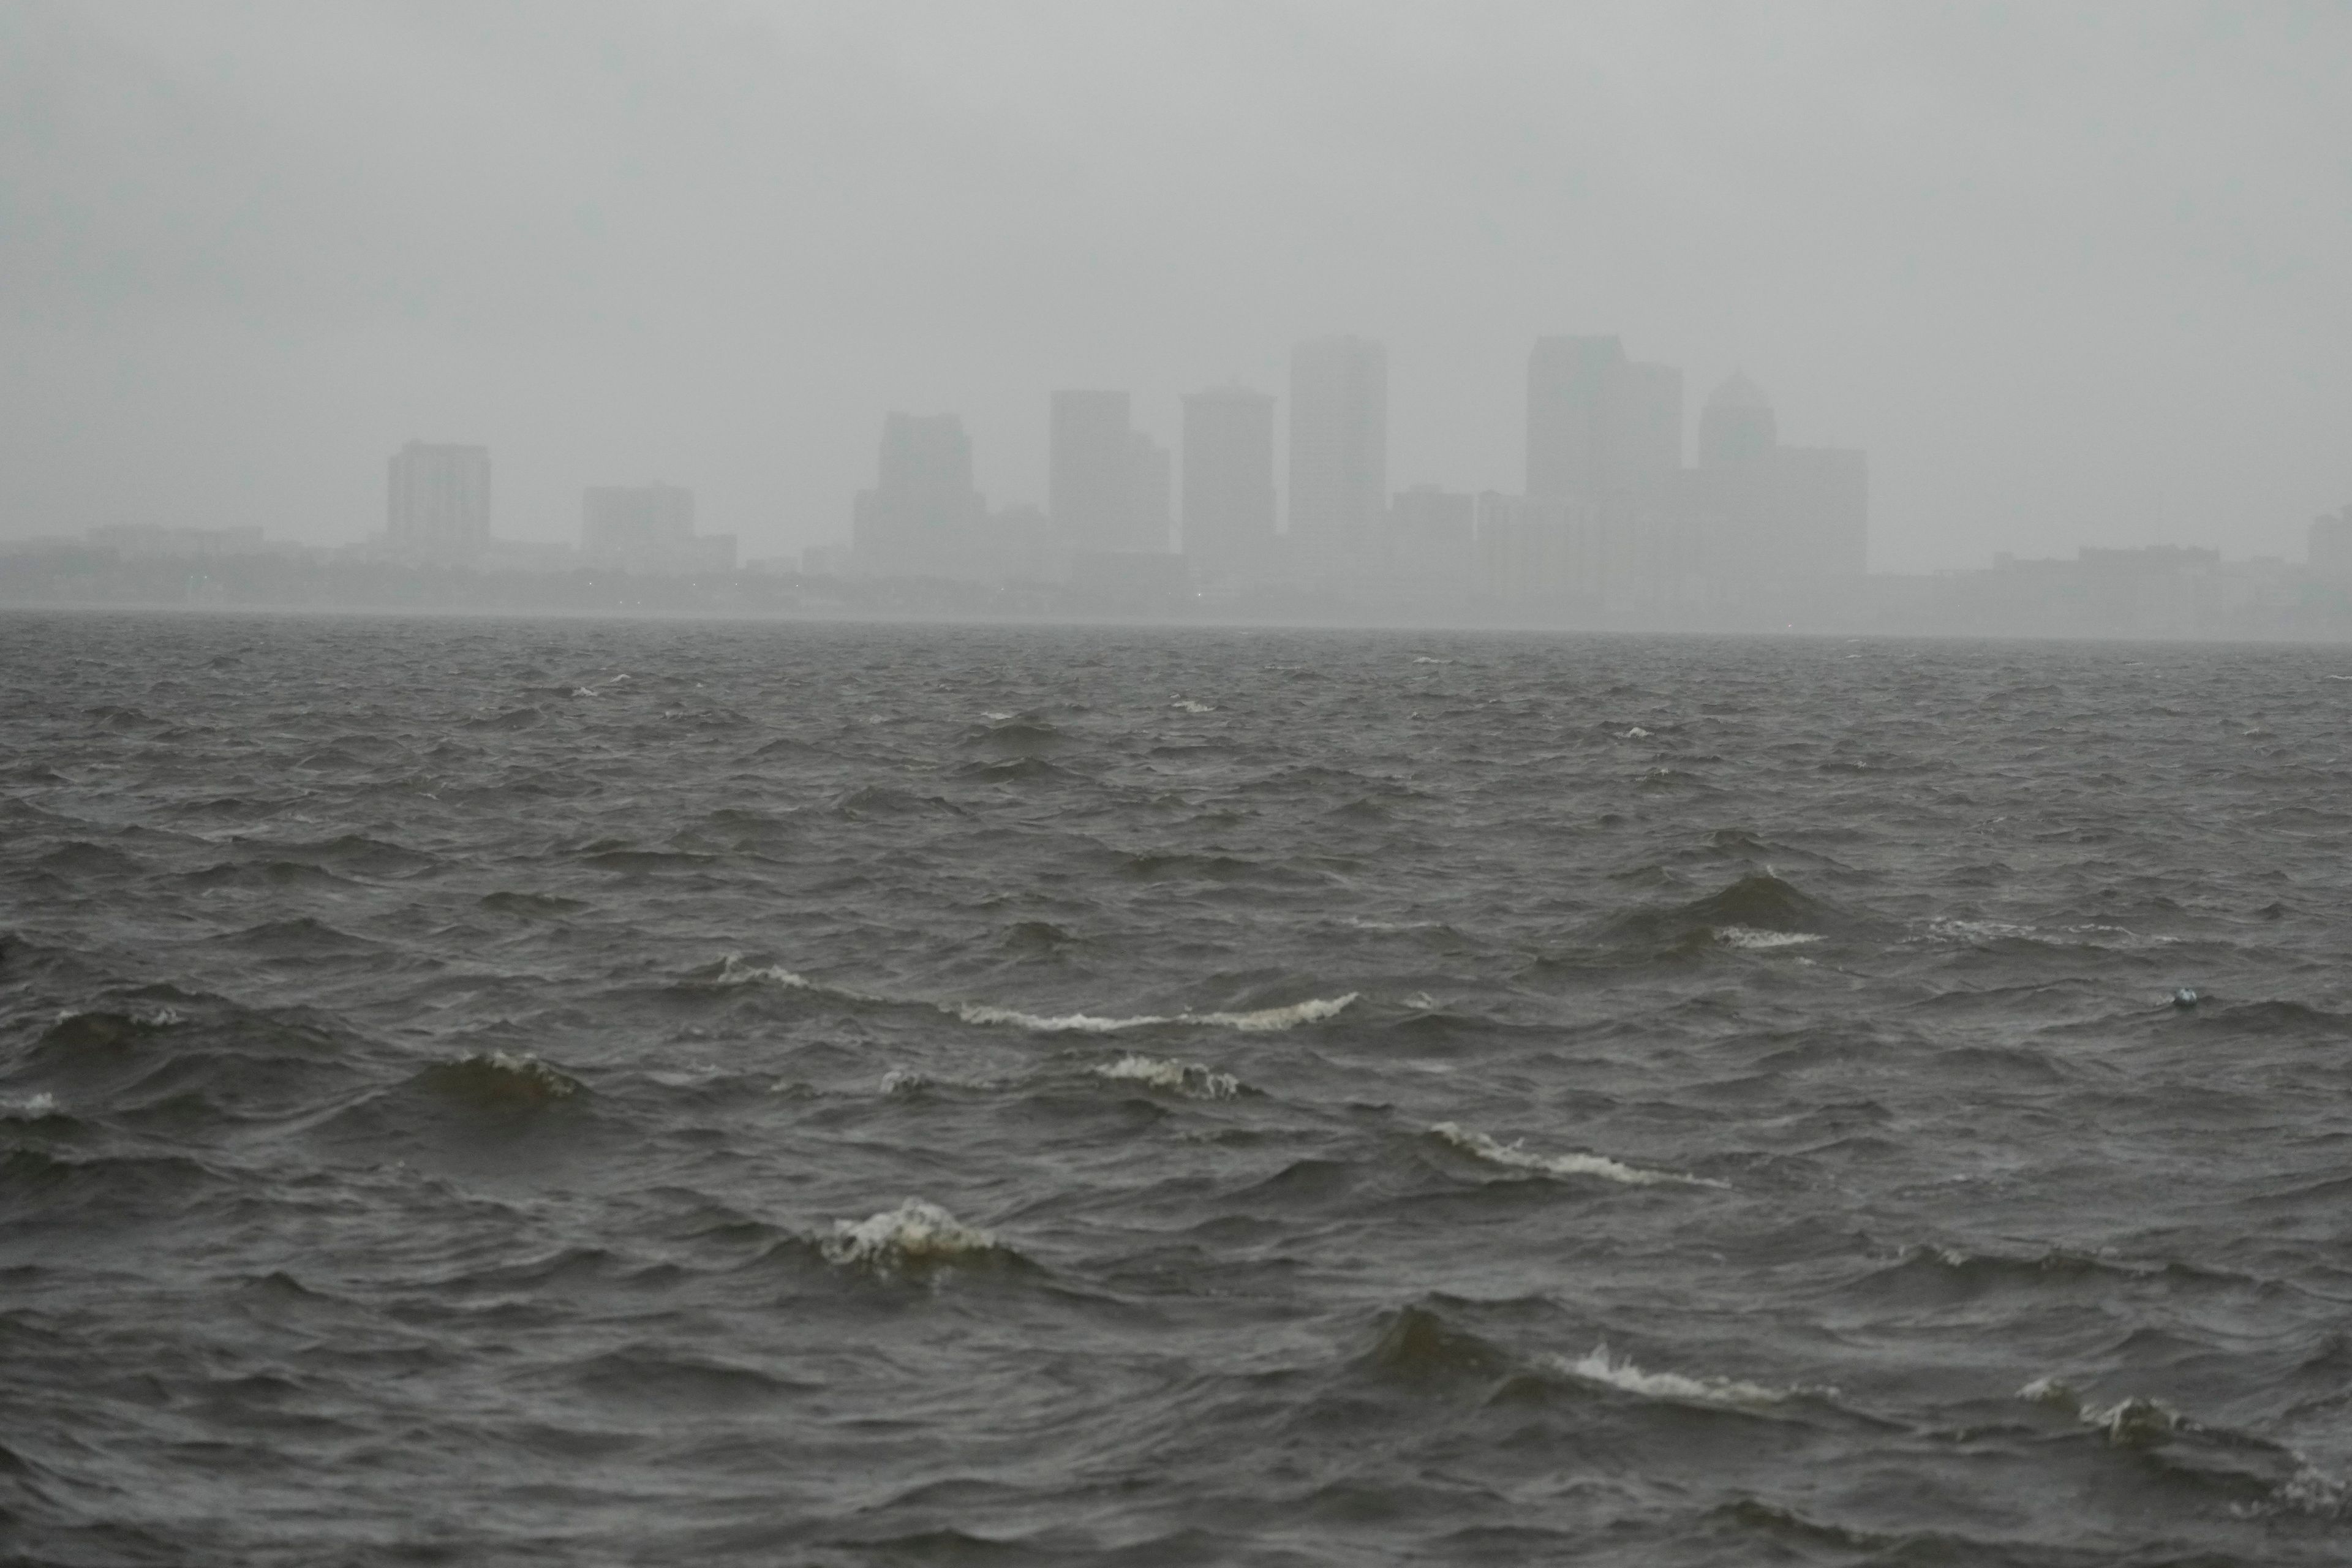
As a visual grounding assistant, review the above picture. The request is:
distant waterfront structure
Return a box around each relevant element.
[581,483,736,575]
[1287,336,1387,571]
[2311,505,2352,578]
[1129,431,1174,552]
[852,412,987,578]
[1050,391,1138,551]
[1525,336,1681,501]
[1696,372,1777,466]
[387,441,490,558]
[1182,385,1277,582]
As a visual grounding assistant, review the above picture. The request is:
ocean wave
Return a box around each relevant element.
[956,993,1355,1035]
[1555,1343,1797,1408]
[1092,1054,1240,1099]
[1432,1121,1723,1188]
[0,1092,59,1119]
[1169,697,1215,713]
[1715,926,1822,951]
[2018,1376,2180,1446]
[714,956,1352,1034]
[821,1199,1002,1270]
[413,1052,582,1110]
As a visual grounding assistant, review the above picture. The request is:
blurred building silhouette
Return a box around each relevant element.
[387,441,490,560]
[1288,336,1387,574]
[2310,505,2352,578]
[852,413,987,578]
[1050,391,1138,551]
[1182,385,1276,584]
[581,483,736,574]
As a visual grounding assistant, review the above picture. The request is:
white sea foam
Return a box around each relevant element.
[478,1051,579,1098]
[2018,1376,2180,1444]
[1926,918,2037,943]
[1623,726,1651,739]
[1,1092,58,1118]
[956,993,1356,1035]
[1170,698,1215,714]
[821,1199,998,1268]
[1093,1053,1240,1099]
[1431,1121,1724,1188]
[715,955,816,990]
[1714,926,1821,951]
[1556,1344,1793,1408]
[1411,655,1452,665]
[878,1068,930,1095]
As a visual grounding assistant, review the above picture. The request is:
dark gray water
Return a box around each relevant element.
[6,611,2352,1566]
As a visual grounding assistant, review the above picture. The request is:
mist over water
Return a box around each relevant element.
[7,611,2352,1562]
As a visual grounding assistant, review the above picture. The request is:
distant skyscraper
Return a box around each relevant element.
[1050,390,1136,550]
[387,441,490,556]
[583,483,694,555]
[1698,373,1778,466]
[581,483,734,574]
[852,412,986,577]
[1526,337,1681,499]
[1525,336,1623,500]
[1182,385,1276,581]
[1128,431,1174,552]
[1287,336,1387,569]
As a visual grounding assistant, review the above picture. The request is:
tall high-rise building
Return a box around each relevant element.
[583,483,694,555]
[387,441,491,556]
[1182,385,1276,581]
[1050,390,1136,550]
[1287,336,1387,569]
[1526,337,1682,499]
[1128,431,1174,552]
[1525,336,1623,500]
[852,412,986,577]
[1698,373,1778,466]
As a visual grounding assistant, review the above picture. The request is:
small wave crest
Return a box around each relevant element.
[956,993,1355,1035]
[1714,927,1822,951]
[1556,1343,1797,1408]
[1092,1054,1240,1099]
[413,1052,582,1110]
[1,1092,59,1119]
[1432,1121,1723,1188]
[821,1199,1002,1270]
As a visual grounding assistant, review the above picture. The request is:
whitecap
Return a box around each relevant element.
[1714,927,1821,951]
[1411,655,1452,665]
[1,1092,58,1118]
[714,954,879,1002]
[1092,1054,1239,1099]
[2018,1376,2180,1444]
[1555,1343,1793,1408]
[1431,1121,1724,1188]
[1170,698,1215,714]
[1623,726,1651,739]
[878,1068,930,1095]
[955,993,1356,1035]
[821,1198,998,1268]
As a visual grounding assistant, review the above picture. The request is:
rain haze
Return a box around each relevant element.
[15,9,2352,1567]
[3,1,2347,575]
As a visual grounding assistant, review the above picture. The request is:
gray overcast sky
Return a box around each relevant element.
[2,0,2346,571]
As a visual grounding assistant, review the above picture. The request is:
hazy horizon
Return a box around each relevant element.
[3,0,2347,571]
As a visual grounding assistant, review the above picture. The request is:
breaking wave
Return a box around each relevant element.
[1432,1121,1723,1188]
[1555,1343,1798,1408]
[956,993,1355,1035]
[1716,927,1822,951]
[1092,1054,1240,1099]
[820,1199,1004,1270]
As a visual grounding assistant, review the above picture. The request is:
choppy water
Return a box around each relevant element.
[6,611,2352,1566]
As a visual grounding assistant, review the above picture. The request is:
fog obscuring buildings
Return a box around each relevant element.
[1288,336,1388,575]
[387,442,491,560]
[1181,385,1278,586]
[581,483,737,574]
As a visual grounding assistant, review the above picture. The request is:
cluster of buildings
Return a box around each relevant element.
[829,334,1869,617]
[378,440,739,575]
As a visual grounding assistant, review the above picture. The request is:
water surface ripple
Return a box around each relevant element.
[5,614,2352,1565]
